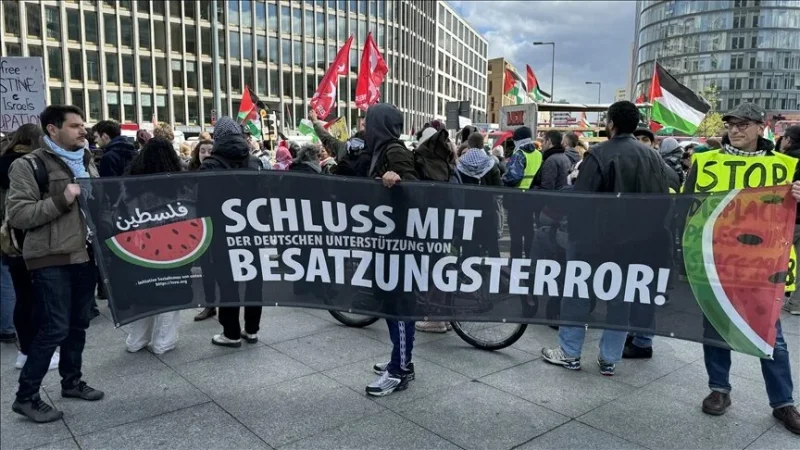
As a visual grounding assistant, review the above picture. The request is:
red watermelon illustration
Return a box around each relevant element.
[106,217,213,269]
[683,187,794,358]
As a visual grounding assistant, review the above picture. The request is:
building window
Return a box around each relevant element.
[230,31,240,59]
[293,40,302,66]
[187,61,198,90]
[140,20,151,49]
[156,57,168,87]
[105,15,117,46]
[156,94,169,122]
[138,0,149,13]
[201,27,211,56]
[269,36,278,64]
[228,0,239,24]
[200,0,211,20]
[185,0,196,18]
[186,25,197,54]
[122,91,137,123]
[140,57,152,86]
[171,23,183,52]
[27,4,42,38]
[48,47,62,79]
[172,60,184,89]
[257,68,267,96]
[243,33,252,61]
[231,65,241,92]
[257,34,267,60]
[169,0,182,18]
[3,0,20,36]
[45,6,60,41]
[107,92,120,121]
[256,1,266,28]
[121,16,133,48]
[242,0,252,27]
[122,54,134,84]
[268,3,277,31]
[88,90,101,121]
[305,9,314,36]
[269,69,277,96]
[85,50,99,82]
[50,88,64,106]
[202,63,213,91]
[244,66,253,91]
[67,9,80,41]
[280,6,290,33]
[281,38,290,65]
[154,22,167,52]
[188,95,199,124]
[71,89,85,112]
[153,1,165,15]
[69,49,82,81]
[106,54,118,84]
[292,8,301,34]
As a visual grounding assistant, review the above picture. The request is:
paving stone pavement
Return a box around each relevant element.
[1,301,798,450]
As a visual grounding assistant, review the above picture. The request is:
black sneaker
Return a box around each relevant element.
[12,395,63,423]
[597,357,616,376]
[365,370,410,397]
[0,332,16,343]
[61,381,104,401]
[372,361,415,380]
[623,342,653,359]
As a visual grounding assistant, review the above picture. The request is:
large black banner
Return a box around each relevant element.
[79,171,795,357]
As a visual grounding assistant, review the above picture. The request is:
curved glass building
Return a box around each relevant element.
[632,0,800,115]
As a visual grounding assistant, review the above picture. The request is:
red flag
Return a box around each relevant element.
[648,64,662,104]
[650,121,663,132]
[355,32,389,111]
[503,68,517,95]
[635,94,645,104]
[310,35,354,119]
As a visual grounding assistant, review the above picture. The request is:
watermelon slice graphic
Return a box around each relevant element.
[683,187,794,358]
[106,217,213,269]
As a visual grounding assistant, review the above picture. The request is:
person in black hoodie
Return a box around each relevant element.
[200,116,264,347]
[542,101,671,377]
[309,110,371,177]
[95,120,137,177]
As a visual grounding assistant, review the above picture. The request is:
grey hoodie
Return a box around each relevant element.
[658,137,685,185]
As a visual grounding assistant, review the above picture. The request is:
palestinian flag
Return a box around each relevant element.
[578,112,593,137]
[237,85,262,136]
[526,65,551,102]
[648,63,710,135]
[503,68,528,105]
[763,122,775,143]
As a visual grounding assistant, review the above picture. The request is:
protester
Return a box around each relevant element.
[273,145,293,171]
[562,132,582,166]
[782,125,800,314]
[491,146,507,177]
[198,131,212,141]
[200,116,264,347]
[7,105,104,423]
[309,110,370,177]
[319,146,337,174]
[289,144,323,174]
[153,122,175,148]
[456,132,502,257]
[658,137,686,185]
[178,142,193,165]
[633,127,656,148]
[542,101,672,377]
[187,138,218,321]
[135,129,152,150]
[121,138,186,354]
[682,103,800,433]
[502,126,542,259]
[95,120,137,177]
[363,103,416,397]
[534,130,574,191]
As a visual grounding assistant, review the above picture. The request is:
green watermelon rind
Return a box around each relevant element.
[683,190,773,359]
[106,217,214,270]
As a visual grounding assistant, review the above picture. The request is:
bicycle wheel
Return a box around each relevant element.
[328,311,380,328]
[451,321,527,351]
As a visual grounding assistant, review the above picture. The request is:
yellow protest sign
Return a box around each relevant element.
[326,117,350,141]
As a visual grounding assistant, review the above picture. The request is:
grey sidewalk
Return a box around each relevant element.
[1,302,798,450]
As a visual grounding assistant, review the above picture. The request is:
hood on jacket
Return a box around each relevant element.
[273,146,292,170]
[214,116,243,141]
[658,137,683,158]
[564,147,581,165]
[105,136,137,156]
[457,148,496,179]
[9,144,34,154]
[211,133,251,162]
[365,104,404,177]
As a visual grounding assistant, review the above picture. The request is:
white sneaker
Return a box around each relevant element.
[48,352,59,371]
[15,352,27,369]
[211,334,241,348]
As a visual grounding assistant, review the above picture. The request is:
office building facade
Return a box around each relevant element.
[1,0,486,133]
[632,0,800,116]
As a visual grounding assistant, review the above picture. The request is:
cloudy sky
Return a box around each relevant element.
[450,1,637,104]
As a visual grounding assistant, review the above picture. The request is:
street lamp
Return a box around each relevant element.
[532,42,555,102]
[585,81,602,123]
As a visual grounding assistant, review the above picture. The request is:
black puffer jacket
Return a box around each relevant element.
[533,145,573,191]
[200,134,263,171]
[98,136,137,177]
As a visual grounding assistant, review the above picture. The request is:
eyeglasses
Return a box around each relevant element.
[724,121,755,132]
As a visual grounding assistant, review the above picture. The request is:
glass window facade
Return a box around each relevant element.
[634,1,800,113]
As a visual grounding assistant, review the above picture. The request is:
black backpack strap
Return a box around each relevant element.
[23,153,49,200]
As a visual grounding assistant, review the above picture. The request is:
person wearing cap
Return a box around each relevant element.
[780,124,800,316]
[501,126,542,259]
[684,102,800,433]
[633,128,656,148]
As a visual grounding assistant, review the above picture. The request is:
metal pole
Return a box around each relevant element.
[211,0,222,119]
[597,83,601,103]
[550,43,555,102]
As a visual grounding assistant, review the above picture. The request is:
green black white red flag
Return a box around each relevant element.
[648,62,710,135]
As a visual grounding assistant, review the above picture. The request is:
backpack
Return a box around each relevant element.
[0,153,49,256]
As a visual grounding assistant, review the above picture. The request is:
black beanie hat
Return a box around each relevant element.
[513,126,532,142]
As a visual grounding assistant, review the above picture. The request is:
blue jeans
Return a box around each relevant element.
[704,320,794,409]
[630,333,654,348]
[386,319,414,374]
[0,258,16,334]
[16,263,96,402]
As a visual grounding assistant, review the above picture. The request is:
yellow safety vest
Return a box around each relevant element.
[517,150,542,191]
[691,149,798,292]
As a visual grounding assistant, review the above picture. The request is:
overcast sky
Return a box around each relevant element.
[450,1,637,104]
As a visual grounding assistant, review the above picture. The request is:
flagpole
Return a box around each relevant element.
[211,0,222,123]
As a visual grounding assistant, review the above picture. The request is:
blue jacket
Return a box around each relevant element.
[98,136,137,177]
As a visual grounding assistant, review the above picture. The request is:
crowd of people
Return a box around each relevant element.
[0,99,799,435]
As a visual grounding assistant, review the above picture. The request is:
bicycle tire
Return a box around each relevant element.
[451,321,527,351]
[328,311,380,328]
